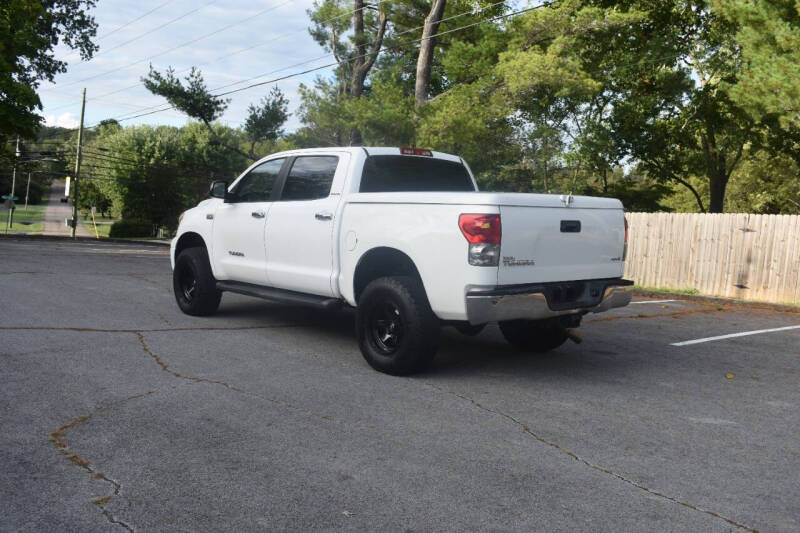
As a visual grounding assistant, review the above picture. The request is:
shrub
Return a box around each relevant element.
[108,219,152,238]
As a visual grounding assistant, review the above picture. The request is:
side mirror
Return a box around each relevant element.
[209,180,228,199]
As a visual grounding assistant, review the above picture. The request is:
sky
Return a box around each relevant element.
[40,0,331,133]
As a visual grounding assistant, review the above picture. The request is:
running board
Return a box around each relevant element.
[216,280,342,310]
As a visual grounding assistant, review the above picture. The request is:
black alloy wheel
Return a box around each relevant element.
[368,300,405,354]
[178,262,198,303]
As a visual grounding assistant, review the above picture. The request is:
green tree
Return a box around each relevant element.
[486,0,796,212]
[308,0,388,144]
[78,180,111,217]
[714,0,800,129]
[0,0,98,139]
[142,67,289,161]
[243,86,289,155]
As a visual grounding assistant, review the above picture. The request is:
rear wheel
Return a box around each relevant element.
[356,276,439,375]
[173,247,221,316]
[499,319,569,353]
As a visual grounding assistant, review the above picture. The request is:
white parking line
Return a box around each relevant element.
[631,300,679,304]
[671,325,800,346]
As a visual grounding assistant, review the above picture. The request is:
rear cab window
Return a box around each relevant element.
[280,156,339,201]
[359,155,475,193]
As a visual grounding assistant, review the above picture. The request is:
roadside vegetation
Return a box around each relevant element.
[0,205,46,235]
[2,0,799,237]
[634,285,702,296]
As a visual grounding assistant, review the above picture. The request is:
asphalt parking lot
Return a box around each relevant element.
[1,238,798,532]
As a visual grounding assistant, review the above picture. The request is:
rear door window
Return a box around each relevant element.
[280,156,339,201]
[360,155,475,192]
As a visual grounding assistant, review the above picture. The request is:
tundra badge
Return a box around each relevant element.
[503,256,535,266]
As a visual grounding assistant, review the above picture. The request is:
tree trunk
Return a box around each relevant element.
[346,0,387,145]
[414,0,447,107]
[700,124,732,213]
[350,128,363,146]
[351,0,366,92]
[708,170,727,213]
[350,66,367,99]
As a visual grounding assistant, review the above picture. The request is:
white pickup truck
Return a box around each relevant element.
[171,147,632,374]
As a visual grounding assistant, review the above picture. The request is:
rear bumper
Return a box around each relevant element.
[465,278,633,325]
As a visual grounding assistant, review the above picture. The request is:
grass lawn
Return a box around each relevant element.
[81,218,112,238]
[0,204,46,234]
[634,285,701,295]
[80,213,114,238]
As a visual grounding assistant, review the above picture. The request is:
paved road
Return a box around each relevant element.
[1,238,798,532]
[42,180,92,237]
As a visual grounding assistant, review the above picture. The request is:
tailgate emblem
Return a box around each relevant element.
[559,194,573,207]
[503,256,535,267]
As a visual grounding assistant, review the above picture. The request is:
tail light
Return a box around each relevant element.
[623,217,629,260]
[459,214,501,266]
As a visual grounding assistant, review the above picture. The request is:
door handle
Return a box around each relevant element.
[315,212,333,221]
[251,211,265,219]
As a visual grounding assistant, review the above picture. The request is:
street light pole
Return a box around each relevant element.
[71,88,86,239]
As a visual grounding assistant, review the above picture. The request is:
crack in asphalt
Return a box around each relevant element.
[132,331,372,431]
[134,332,246,394]
[425,383,758,533]
[49,391,156,532]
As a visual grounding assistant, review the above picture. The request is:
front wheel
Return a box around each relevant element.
[173,247,222,316]
[499,319,569,353]
[356,276,439,375]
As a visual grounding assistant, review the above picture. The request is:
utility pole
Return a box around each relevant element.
[71,88,86,238]
[25,171,32,211]
[5,137,20,234]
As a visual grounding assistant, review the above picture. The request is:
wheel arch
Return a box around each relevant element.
[174,232,207,262]
[352,247,427,304]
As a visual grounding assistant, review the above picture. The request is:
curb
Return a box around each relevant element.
[634,290,800,314]
[0,233,171,248]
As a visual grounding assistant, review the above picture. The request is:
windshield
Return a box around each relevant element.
[360,155,475,193]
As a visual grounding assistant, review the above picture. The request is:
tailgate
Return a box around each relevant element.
[498,205,625,285]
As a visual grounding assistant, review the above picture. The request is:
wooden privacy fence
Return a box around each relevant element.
[623,213,800,304]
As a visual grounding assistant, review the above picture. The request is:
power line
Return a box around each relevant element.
[210,0,512,95]
[53,1,177,65]
[42,0,292,92]
[42,0,395,112]
[92,0,220,58]
[90,0,522,124]
[40,1,553,134]
[96,0,176,41]
[106,1,549,125]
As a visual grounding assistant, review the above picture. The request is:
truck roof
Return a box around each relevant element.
[262,146,463,163]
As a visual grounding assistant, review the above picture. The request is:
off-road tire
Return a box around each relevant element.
[499,319,569,353]
[356,276,439,375]
[173,247,222,316]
